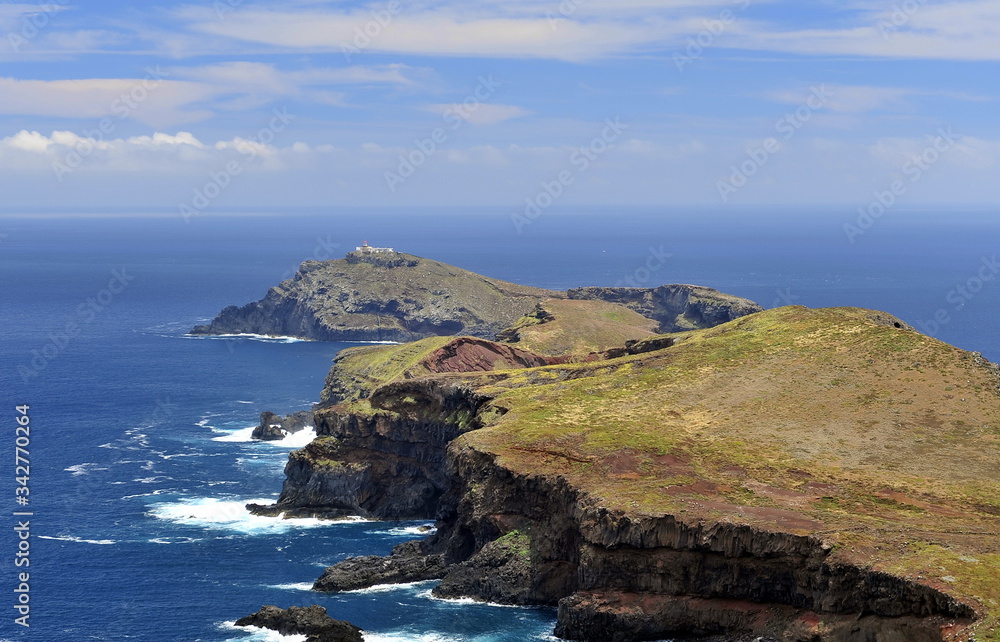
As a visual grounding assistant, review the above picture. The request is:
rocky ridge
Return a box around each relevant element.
[283,306,999,641]
[235,605,362,642]
[251,410,314,441]
[191,252,762,343]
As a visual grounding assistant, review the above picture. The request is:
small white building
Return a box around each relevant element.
[355,240,394,254]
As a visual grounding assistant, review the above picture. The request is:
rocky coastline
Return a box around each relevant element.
[222,258,997,641]
[191,252,763,343]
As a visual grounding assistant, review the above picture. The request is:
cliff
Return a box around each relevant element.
[290,306,1000,641]
[191,252,762,343]
[568,284,764,332]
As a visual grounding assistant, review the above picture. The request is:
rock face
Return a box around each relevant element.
[313,540,447,591]
[191,252,763,343]
[314,433,975,641]
[252,410,314,441]
[234,605,363,642]
[294,307,1000,641]
[567,284,763,332]
[191,252,558,342]
[250,379,491,519]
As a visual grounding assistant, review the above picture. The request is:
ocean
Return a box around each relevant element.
[1,207,998,641]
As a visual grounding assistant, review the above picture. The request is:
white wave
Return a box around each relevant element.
[38,535,116,545]
[120,489,172,500]
[363,634,448,642]
[64,463,109,476]
[148,536,202,544]
[189,332,311,343]
[133,476,172,484]
[346,580,437,594]
[266,582,314,591]
[147,497,368,534]
[417,590,520,608]
[218,622,307,641]
[212,426,258,442]
[371,523,436,537]
[213,426,317,448]
[273,427,316,448]
[236,400,255,404]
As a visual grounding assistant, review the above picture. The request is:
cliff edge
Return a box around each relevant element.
[287,306,999,641]
[190,252,762,343]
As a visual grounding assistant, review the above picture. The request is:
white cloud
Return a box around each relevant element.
[729,0,1000,61]
[425,103,531,125]
[0,63,430,127]
[179,6,687,61]
[0,77,215,127]
[768,85,913,113]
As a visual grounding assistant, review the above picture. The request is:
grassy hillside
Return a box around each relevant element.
[454,306,1000,636]
[498,298,659,356]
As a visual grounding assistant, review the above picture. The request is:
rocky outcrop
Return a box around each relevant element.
[421,337,570,374]
[313,540,447,591]
[252,410,314,441]
[234,605,362,642]
[192,252,762,343]
[249,380,491,520]
[262,306,999,641]
[191,253,557,342]
[315,438,974,641]
[568,284,763,332]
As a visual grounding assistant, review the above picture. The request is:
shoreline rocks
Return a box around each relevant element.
[251,410,314,441]
[235,605,363,642]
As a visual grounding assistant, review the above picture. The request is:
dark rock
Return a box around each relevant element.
[252,410,315,441]
[235,604,362,642]
[314,540,447,592]
[568,284,763,333]
[260,381,489,520]
[191,253,556,342]
[432,531,537,605]
[191,253,763,343]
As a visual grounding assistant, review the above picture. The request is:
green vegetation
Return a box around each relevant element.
[448,306,1000,631]
[499,298,658,356]
[494,530,532,561]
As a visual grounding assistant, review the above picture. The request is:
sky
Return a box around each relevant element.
[0,0,997,212]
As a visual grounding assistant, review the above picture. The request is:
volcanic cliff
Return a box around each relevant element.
[252,306,1000,641]
[191,251,762,343]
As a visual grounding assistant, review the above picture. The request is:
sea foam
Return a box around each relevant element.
[147,497,368,534]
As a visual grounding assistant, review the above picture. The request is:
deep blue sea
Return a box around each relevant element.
[1,207,998,641]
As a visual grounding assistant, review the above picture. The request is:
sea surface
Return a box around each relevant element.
[1,207,998,641]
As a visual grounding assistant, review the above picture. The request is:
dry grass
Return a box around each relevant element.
[457,306,1000,635]
[503,298,659,356]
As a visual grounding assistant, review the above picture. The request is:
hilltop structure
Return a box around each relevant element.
[355,241,394,254]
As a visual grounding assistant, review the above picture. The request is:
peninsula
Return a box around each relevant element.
[227,253,999,641]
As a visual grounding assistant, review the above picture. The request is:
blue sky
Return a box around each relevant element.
[0,0,997,211]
